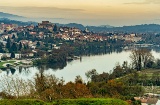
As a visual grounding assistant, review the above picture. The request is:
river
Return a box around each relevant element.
[0,50,160,82]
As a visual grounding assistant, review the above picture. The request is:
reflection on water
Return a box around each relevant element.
[36,62,67,71]
[10,68,16,75]
[0,49,160,82]
[1,62,67,76]
[2,67,31,76]
[153,47,160,53]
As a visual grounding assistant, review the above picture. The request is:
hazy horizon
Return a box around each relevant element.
[0,0,160,26]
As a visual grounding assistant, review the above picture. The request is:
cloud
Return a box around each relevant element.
[124,0,160,5]
[21,6,84,12]
[0,6,85,13]
[0,6,85,18]
[145,0,160,4]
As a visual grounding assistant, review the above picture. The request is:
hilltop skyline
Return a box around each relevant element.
[0,0,160,26]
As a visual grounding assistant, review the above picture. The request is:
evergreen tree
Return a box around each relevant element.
[12,34,16,39]
[19,42,23,51]
[10,52,15,58]
[53,24,58,32]
[50,44,53,49]
[0,43,4,53]
[6,37,11,49]
[36,41,41,47]
[10,43,17,52]
[24,44,29,50]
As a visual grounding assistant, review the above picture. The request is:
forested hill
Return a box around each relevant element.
[85,24,160,33]
[56,23,114,31]
[48,23,160,33]
[1,18,160,33]
[0,12,23,18]
[106,24,160,33]
[0,18,37,26]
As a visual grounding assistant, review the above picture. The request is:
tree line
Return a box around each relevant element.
[0,71,141,105]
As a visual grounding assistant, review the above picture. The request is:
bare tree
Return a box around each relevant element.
[130,48,154,71]
[0,75,33,98]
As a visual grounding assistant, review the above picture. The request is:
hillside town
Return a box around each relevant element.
[0,21,144,60]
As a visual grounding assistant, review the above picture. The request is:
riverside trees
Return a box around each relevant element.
[130,48,154,71]
[0,72,144,103]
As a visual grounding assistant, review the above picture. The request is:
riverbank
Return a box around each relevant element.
[0,59,33,69]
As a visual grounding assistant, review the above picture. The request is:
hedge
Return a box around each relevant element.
[54,98,128,105]
[0,99,47,105]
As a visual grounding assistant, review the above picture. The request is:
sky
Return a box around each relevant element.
[0,0,160,26]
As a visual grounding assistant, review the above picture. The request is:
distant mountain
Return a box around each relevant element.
[55,23,114,32]
[86,25,114,33]
[65,23,86,30]
[0,18,37,26]
[55,23,86,30]
[0,12,32,24]
[99,25,114,28]
[103,24,160,33]
[0,12,24,18]
[65,23,160,33]
[0,12,115,32]
[1,12,159,33]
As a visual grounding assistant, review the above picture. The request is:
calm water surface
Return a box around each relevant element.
[0,50,160,82]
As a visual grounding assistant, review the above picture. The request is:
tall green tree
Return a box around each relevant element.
[85,69,98,81]
[0,43,4,53]
[12,34,16,39]
[10,43,17,52]
[53,24,58,32]
[10,52,15,58]
[18,42,23,51]
[6,37,11,49]
[36,41,41,47]
[24,44,29,50]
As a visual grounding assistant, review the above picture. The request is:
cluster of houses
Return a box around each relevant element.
[134,93,160,105]
[0,21,144,60]
[0,21,143,43]
[37,21,109,41]
[0,53,21,59]
[110,33,142,43]
[0,23,18,34]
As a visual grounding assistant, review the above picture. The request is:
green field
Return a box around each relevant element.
[54,98,128,105]
[0,98,128,105]
[0,60,16,68]
[117,69,160,80]
[139,69,160,76]
[0,99,47,105]
[116,69,160,94]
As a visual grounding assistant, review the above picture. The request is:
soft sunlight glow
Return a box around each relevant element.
[0,0,160,26]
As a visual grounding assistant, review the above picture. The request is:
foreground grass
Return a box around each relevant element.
[0,99,47,105]
[0,98,128,105]
[54,98,128,105]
